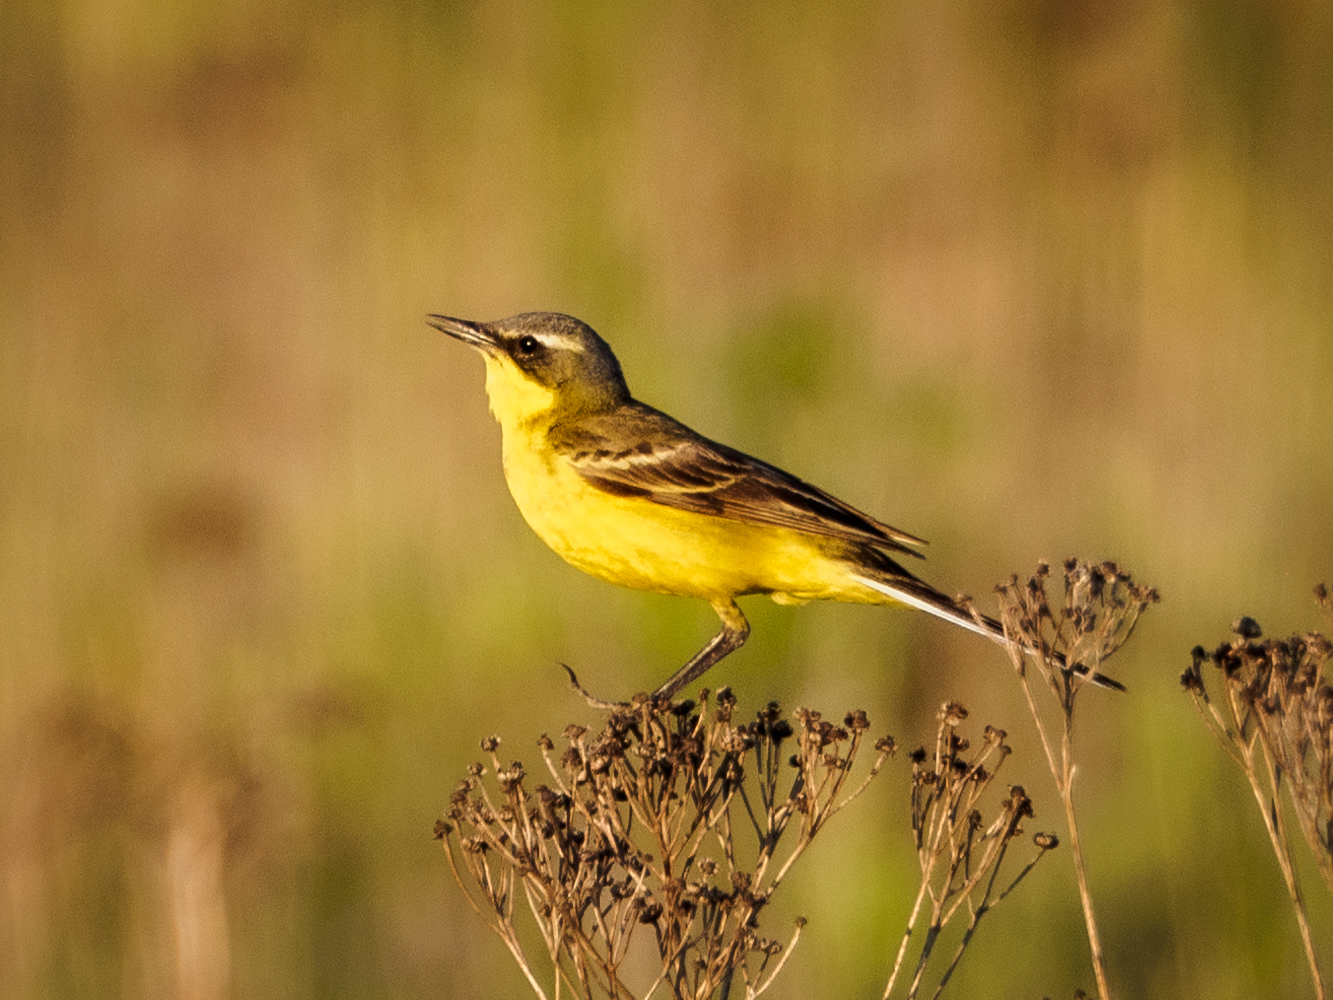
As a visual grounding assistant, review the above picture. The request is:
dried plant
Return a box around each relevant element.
[435,689,895,999]
[1180,585,1333,1000]
[883,702,1059,1000]
[987,559,1159,1000]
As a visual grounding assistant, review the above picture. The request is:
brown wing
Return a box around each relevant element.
[550,403,926,558]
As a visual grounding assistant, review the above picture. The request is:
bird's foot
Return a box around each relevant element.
[562,665,632,710]
[561,665,693,714]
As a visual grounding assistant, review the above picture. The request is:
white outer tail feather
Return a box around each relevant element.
[850,572,1126,692]
[850,573,1006,646]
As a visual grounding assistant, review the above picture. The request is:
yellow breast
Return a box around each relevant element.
[501,427,868,605]
[478,351,873,606]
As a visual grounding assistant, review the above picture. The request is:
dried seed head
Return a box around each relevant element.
[1008,786,1034,818]
[722,729,751,754]
[941,702,968,726]
[1033,832,1060,850]
[608,881,633,900]
[1232,617,1263,639]
[1180,665,1204,693]
[560,747,582,771]
[440,689,894,995]
[715,686,737,720]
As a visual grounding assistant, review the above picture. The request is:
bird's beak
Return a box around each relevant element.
[427,314,502,356]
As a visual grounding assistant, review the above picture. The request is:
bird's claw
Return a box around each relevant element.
[561,665,692,713]
[562,664,632,710]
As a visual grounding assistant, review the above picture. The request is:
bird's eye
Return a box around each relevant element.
[516,335,541,356]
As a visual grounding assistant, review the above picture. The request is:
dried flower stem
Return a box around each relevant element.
[1182,593,1333,1000]
[991,560,1158,1000]
[438,690,894,999]
[883,705,1057,999]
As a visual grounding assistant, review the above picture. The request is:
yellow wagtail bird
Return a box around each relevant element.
[429,311,1123,699]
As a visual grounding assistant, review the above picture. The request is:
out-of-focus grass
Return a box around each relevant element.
[2,2,1332,998]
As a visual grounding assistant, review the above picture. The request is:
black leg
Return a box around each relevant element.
[652,600,750,701]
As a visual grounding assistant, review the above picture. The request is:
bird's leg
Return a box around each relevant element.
[564,601,750,709]
[651,600,750,701]
[563,664,626,709]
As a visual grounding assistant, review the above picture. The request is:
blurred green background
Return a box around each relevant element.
[3,1,1332,997]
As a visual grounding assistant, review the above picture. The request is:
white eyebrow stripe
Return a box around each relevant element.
[530,332,586,352]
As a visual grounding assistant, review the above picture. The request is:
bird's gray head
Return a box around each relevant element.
[429,311,630,419]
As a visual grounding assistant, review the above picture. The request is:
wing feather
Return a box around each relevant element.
[551,404,926,557]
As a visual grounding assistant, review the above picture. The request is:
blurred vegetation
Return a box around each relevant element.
[2,1,1332,998]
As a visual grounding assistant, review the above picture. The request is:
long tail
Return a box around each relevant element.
[850,573,1125,692]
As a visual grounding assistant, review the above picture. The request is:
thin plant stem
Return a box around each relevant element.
[882,705,1053,999]
[1007,653,1110,1000]
[993,560,1158,1000]
[439,691,892,1000]
[1183,602,1333,1000]
[1246,748,1325,1000]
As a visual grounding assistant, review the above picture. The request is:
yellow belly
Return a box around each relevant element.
[500,431,869,605]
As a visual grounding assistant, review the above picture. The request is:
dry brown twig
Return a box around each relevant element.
[437,560,1157,998]
[984,559,1159,1000]
[436,689,895,999]
[1180,584,1333,1000]
[882,703,1059,1000]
